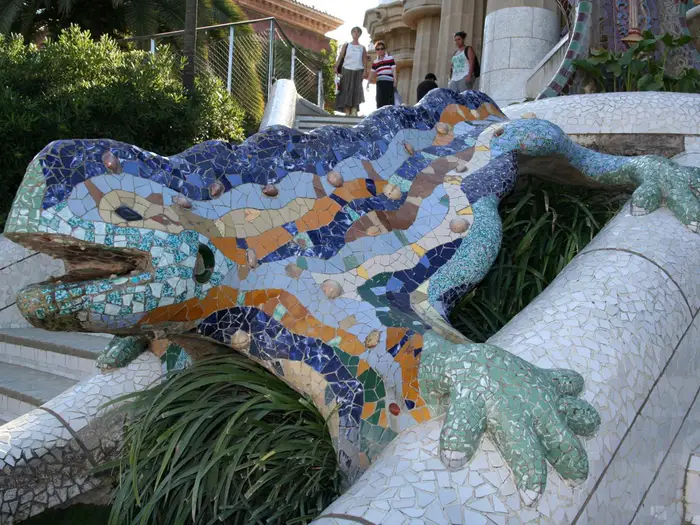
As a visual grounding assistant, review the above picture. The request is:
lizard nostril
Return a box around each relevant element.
[389,403,401,416]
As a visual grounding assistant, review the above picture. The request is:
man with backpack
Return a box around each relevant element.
[448,31,480,92]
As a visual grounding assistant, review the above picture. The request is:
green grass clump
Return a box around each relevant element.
[107,354,343,525]
[450,180,628,341]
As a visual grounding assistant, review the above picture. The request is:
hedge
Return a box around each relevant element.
[0,26,246,227]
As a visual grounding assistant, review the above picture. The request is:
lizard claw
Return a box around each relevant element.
[630,180,661,216]
[629,157,700,232]
[441,449,470,470]
[419,331,600,506]
[96,335,149,370]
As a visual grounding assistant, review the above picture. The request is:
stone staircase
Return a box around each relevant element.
[0,328,109,424]
[0,235,112,425]
[294,115,363,132]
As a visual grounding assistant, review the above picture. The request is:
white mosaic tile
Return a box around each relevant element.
[313,205,700,524]
[0,353,162,523]
[503,93,700,136]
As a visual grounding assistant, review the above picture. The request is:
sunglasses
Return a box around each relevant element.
[376,47,385,50]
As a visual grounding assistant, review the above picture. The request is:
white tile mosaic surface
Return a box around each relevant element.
[503,92,700,136]
[313,205,700,524]
[685,448,700,525]
[0,352,162,523]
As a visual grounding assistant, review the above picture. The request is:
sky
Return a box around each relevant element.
[301,0,381,114]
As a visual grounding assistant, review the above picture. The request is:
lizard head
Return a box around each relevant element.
[4,88,510,344]
[5,139,233,335]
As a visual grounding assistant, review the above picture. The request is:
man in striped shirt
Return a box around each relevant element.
[369,40,397,108]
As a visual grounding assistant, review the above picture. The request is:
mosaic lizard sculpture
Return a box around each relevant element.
[5,89,699,504]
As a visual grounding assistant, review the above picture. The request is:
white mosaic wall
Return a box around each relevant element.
[312,204,700,524]
[0,353,162,523]
[502,92,700,136]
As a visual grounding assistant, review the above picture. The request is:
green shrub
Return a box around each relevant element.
[107,355,343,525]
[573,31,700,93]
[450,181,628,341]
[0,26,245,228]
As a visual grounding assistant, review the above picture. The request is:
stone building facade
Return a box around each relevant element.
[235,0,343,54]
[364,0,700,107]
[364,0,566,106]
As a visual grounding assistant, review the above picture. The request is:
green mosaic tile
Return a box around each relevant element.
[343,255,360,271]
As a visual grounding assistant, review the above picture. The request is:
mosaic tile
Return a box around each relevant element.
[1,87,699,522]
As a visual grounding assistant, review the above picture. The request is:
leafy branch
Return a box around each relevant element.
[572,31,700,93]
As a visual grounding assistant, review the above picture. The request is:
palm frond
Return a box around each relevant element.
[0,0,30,34]
[123,0,161,36]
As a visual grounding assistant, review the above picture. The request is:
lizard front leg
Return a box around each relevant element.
[419,330,601,505]
[492,118,700,232]
[96,335,150,370]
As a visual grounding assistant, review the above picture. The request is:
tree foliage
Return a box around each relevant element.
[0,26,245,228]
[0,0,246,42]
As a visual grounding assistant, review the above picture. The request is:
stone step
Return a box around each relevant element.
[0,362,77,422]
[295,115,363,131]
[0,328,109,382]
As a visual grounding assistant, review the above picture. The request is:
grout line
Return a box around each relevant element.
[628,384,700,525]
[0,252,38,274]
[584,247,693,318]
[572,307,700,524]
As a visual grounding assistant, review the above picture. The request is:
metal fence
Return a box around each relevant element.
[119,18,324,112]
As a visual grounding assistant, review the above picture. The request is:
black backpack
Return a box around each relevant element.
[466,46,481,78]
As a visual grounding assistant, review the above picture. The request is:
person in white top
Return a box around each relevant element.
[448,31,476,92]
[335,27,369,116]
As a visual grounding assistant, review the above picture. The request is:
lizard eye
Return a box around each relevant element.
[194,244,215,284]
[115,205,143,222]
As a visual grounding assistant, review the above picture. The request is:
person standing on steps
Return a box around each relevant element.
[335,27,368,116]
[416,73,438,102]
[369,40,397,109]
[448,31,478,92]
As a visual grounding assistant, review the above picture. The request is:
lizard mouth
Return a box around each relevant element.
[8,232,153,286]
[7,232,153,330]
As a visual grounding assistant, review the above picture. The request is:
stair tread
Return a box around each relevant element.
[0,361,77,405]
[296,117,362,123]
[0,328,109,359]
[296,115,363,119]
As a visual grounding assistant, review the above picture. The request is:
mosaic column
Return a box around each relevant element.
[622,0,644,45]
[403,0,442,105]
[480,0,561,105]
